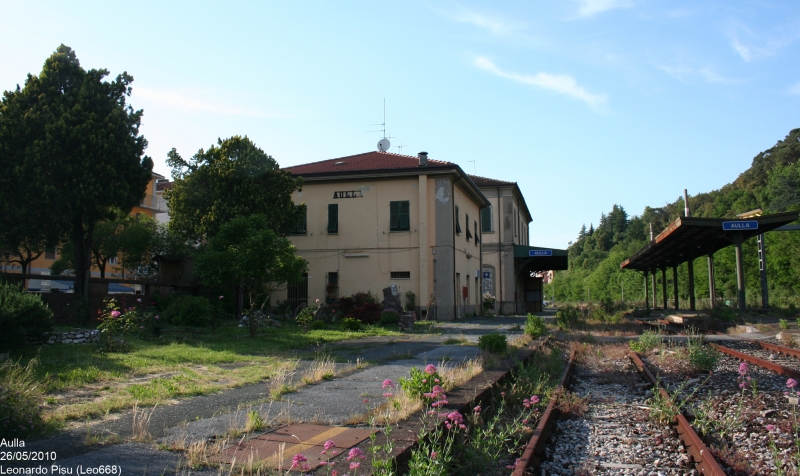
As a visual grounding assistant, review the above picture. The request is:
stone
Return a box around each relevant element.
[382,285,402,314]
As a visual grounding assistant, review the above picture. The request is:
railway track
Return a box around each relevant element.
[529,344,710,475]
[638,338,800,475]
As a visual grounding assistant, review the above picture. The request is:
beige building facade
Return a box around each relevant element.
[273,151,489,321]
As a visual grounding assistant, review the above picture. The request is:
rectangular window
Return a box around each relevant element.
[481,207,493,232]
[475,221,479,245]
[466,214,472,241]
[455,205,461,234]
[45,248,56,260]
[327,204,338,234]
[390,200,410,231]
[391,271,411,279]
[292,205,307,234]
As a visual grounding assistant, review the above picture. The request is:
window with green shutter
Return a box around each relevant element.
[292,205,307,235]
[455,205,462,234]
[327,204,338,233]
[466,213,472,241]
[481,207,493,232]
[475,221,480,245]
[390,201,410,231]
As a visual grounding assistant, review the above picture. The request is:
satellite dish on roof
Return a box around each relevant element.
[377,138,391,152]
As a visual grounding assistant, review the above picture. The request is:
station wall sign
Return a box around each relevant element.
[722,220,758,231]
[529,249,553,257]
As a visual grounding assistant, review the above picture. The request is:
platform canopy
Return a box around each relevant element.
[620,211,799,271]
[514,245,569,271]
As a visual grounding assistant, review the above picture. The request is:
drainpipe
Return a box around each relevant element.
[497,186,503,314]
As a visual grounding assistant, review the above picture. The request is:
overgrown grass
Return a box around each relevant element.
[629,329,662,353]
[11,321,401,427]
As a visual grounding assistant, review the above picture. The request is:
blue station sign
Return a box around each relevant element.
[529,249,553,257]
[722,220,758,231]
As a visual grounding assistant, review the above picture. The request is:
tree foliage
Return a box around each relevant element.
[194,214,307,337]
[554,128,800,307]
[0,45,152,315]
[166,136,303,242]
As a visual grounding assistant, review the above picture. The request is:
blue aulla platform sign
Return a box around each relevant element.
[722,220,758,231]
[529,249,553,257]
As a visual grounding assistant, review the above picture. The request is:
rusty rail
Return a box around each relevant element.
[511,349,575,476]
[629,352,726,476]
[756,339,800,360]
[710,343,800,380]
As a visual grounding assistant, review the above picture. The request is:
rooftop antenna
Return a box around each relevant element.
[396,140,407,154]
[368,98,393,151]
[467,160,476,174]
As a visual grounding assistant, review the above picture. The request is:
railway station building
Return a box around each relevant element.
[276,151,489,321]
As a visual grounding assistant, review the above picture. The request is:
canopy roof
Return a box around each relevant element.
[620,212,799,271]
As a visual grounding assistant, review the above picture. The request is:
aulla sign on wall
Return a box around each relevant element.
[333,190,364,199]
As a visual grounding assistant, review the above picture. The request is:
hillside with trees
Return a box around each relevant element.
[552,128,800,308]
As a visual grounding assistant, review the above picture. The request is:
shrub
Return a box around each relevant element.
[339,317,363,332]
[0,281,54,348]
[629,330,661,353]
[332,292,381,324]
[163,295,212,327]
[404,291,416,312]
[482,293,497,313]
[478,332,507,354]
[399,364,444,402]
[0,359,47,438]
[525,314,547,338]
[687,336,719,372]
[779,319,789,330]
[295,306,315,333]
[310,320,327,330]
[555,305,580,330]
[709,306,737,322]
[379,310,400,327]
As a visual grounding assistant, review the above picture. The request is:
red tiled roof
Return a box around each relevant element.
[468,174,515,187]
[283,151,453,175]
[156,181,173,191]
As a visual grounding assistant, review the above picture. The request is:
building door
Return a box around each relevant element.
[287,273,309,314]
[524,275,543,313]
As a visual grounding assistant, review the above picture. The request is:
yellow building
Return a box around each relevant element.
[473,176,568,314]
[275,151,490,321]
[1,172,169,290]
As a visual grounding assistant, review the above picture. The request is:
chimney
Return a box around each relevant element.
[418,151,428,166]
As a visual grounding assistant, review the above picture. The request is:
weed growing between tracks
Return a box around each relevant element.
[398,342,566,475]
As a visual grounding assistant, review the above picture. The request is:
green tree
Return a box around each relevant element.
[0,45,152,317]
[166,136,303,242]
[194,214,307,337]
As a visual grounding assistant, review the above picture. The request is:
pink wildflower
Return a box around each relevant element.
[430,450,438,460]
[434,378,440,383]
[383,392,394,397]
[331,471,339,476]
[154,315,159,320]
[473,405,481,415]
[501,391,506,397]
[425,364,437,375]
[347,447,364,461]
[219,295,224,300]
[530,395,540,404]
[322,439,336,454]
[110,310,121,318]
[382,379,394,388]
[766,424,776,431]
[447,411,464,425]
[738,361,749,376]
[350,462,361,470]
[290,453,307,469]
[422,379,427,383]
[363,399,369,404]
[523,398,530,408]
[788,378,798,389]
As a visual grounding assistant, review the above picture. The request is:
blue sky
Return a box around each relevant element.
[2,1,799,249]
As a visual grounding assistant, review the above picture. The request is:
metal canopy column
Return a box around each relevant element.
[758,233,768,308]
[708,253,716,309]
[661,268,668,309]
[734,232,746,313]
[687,259,695,310]
[672,266,679,310]
[644,271,650,310]
[651,271,657,309]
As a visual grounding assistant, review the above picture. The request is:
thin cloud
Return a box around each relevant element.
[655,62,742,85]
[474,56,608,109]
[576,0,633,17]
[727,20,800,62]
[134,87,287,118]
[450,10,523,37]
